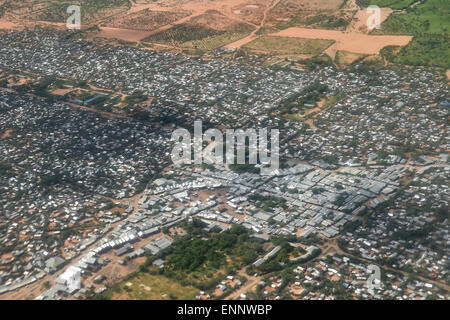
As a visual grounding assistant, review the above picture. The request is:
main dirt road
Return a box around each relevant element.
[224,0,281,49]
[95,0,272,42]
[225,2,412,57]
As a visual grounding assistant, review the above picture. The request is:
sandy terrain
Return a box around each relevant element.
[271,27,412,58]
[94,0,270,42]
[95,27,156,42]
[0,18,66,31]
[51,88,74,96]
[0,19,19,29]
[102,8,190,31]
[1,0,411,58]
[224,0,281,49]
[225,0,411,57]
[273,0,345,11]
[346,7,393,34]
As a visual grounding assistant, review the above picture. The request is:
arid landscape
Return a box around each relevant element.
[0,0,417,63]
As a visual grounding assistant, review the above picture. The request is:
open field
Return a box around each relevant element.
[108,272,198,300]
[243,36,334,55]
[1,0,131,24]
[142,10,255,48]
[266,0,353,31]
[101,8,190,31]
[0,0,414,59]
[272,0,345,12]
[182,32,252,50]
[271,27,412,57]
[0,18,17,29]
[229,0,269,25]
[0,0,445,70]
[335,50,368,65]
[95,27,156,42]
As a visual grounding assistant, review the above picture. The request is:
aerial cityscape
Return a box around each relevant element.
[0,0,448,302]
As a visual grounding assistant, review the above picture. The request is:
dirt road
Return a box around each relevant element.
[224,0,281,49]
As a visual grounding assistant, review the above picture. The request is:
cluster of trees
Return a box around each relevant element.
[249,194,287,211]
[165,221,264,275]
[394,35,449,69]
[229,163,259,174]
[333,192,349,207]
[123,90,148,106]
[39,173,63,187]
[321,154,339,165]
[144,24,226,44]
[305,13,350,30]
[280,82,328,114]
[0,161,13,177]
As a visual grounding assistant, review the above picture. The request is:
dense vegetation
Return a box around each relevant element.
[357,0,416,10]
[363,0,450,69]
[280,82,328,114]
[249,194,287,211]
[140,220,263,289]
[144,24,227,44]
[123,90,147,105]
[166,222,263,272]
[229,163,260,174]
[393,35,450,69]
[372,0,449,35]
[0,161,13,177]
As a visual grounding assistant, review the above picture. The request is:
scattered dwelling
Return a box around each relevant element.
[44,256,66,274]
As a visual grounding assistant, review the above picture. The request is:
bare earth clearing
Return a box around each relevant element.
[1,0,413,59]
[95,27,157,42]
[0,19,18,29]
[94,0,272,42]
[272,27,412,58]
[224,2,411,58]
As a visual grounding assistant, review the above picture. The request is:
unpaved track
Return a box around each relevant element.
[224,0,281,49]
[225,1,411,57]
[94,0,266,42]
[225,269,262,300]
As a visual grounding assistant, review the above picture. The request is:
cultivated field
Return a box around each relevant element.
[271,27,412,58]
[0,0,131,24]
[243,35,334,55]
[0,0,444,72]
[142,10,255,49]
[101,8,190,31]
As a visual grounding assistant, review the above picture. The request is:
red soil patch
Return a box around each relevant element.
[95,27,156,42]
[1,129,13,139]
[271,27,412,58]
[0,19,19,29]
